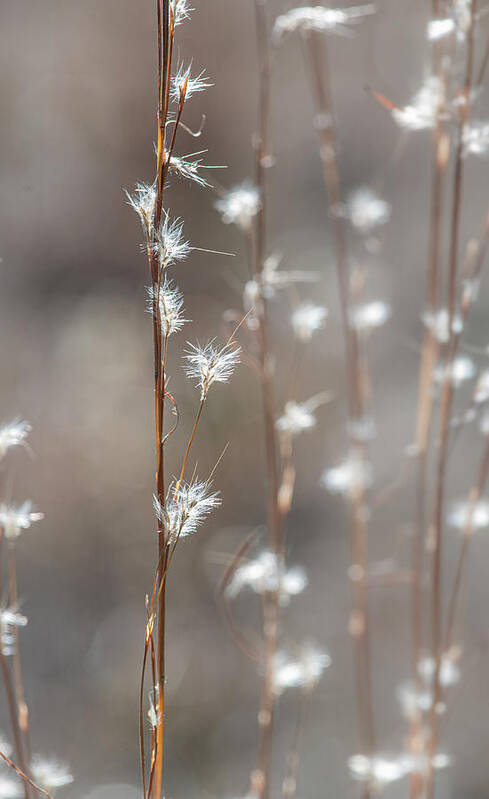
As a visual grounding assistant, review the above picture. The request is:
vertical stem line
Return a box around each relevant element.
[427,7,476,798]
[250,5,282,799]
[304,32,375,787]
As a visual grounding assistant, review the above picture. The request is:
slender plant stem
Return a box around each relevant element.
[444,439,489,652]
[7,546,31,767]
[426,7,476,797]
[0,651,30,799]
[248,4,284,799]
[304,31,376,790]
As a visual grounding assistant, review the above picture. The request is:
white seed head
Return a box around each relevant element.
[215,182,261,230]
[126,183,156,235]
[273,4,376,42]
[448,500,489,530]
[1,608,28,657]
[474,370,489,403]
[168,154,210,187]
[172,0,193,25]
[184,340,240,398]
[291,302,328,342]
[0,777,23,799]
[156,214,191,266]
[276,393,330,437]
[272,641,331,695]
[154,479,221,542]
[392,77,443,131]
[349,301,391,331]
[397,681,434,719]
[463,122,489,157]
[433,355,476,387]
[147,279,187,337]
[347,188,391,233]
[30,757,74,791]
[422,308,463,343]
[171,64,212,103]
[321,452,372,496]
[0,420,31,461]
[349,754,408,785]
[277,402,316,436]
[225,550,308,606]
[0,502,43,541]
[427,17,455,40]
[418,653,461,687]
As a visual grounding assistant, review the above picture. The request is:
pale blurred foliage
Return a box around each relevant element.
[1,1,489,798]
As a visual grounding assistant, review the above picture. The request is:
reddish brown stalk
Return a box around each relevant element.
[216,530,262,663]
[0,749,51,799]
[0,652,30,799]
[249,4,283,799]
[304,30,376,786]
[427,6,477,797]
[282,690,310,799]
[7,546,31,766]
[409,36,450,799]
[444,438,489,653]
[151,5,173,799]
[0,533,31,799]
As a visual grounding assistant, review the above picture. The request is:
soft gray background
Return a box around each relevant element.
[1,1,489,797]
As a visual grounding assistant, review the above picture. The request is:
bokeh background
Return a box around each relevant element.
[1,1,489,797]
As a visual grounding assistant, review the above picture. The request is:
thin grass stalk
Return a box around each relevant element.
[0,651,29,799]
[7,545,31,765]
[282,690,309,799]
[303,31,376,785]
[427,6,477,796]
[444,439,489,653]
[249,4,283,798]
[409,27,451,799]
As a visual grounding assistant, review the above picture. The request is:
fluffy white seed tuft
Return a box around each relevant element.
[0,420,31,461]
[30,757,74,791]
[422,308,463,343]
[427,17,455,40]
[347,188,391,233]
[272,4,376,42]
[168,154,211,187]
[349,301,391,332]
[276,393,330,437]
[126,183,156,235]
[392,77,443,132]
[1,609,28,657]
[463,121,489,157]
[225,551,308,607]
[215,182,261,230]
[147,279,187,337]
[321,452,372,496]
[156,214,191,266]
[154,479,221,542]
[448,500,489,530]
[171,63,212,103]
[433,355,476,387]
[184,340,240,398]
[291,302,328,342]
[272,641,331,695]
[172,0,193,25]
[0,502,43,541]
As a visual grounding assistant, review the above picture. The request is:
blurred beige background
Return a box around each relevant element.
[1,1,489,798]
